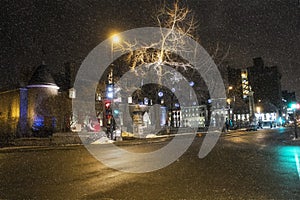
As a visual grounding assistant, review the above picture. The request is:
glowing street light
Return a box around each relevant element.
[227,98,231,105]
[112,34,120,44]
[105,33,121,139]
[227,86,235,122]
[256,106,261,114]
[158,91,164,97]
[110,33,120,60]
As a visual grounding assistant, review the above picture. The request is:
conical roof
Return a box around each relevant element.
[27,64,58,87]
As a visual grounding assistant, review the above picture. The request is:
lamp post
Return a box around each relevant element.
[105,33,120,140]
[227,86,235,123]
[109,34,120,87]
[189,81,195,100]
[294,109,298,139]
[111,34,120,60]
[106,35,119,99]
[248,89,255,123]
[227,98,231,120]
[256,106,262,129]
[290,103,299,139]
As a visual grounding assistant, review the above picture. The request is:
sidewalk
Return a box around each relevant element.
[224,127,300,146]
[2,127,300,149]
[277,128,300,146]
[0,127,258,148]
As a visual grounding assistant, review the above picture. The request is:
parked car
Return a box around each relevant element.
[246,123,258,131]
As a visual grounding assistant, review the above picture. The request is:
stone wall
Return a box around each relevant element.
[0,89,21,135]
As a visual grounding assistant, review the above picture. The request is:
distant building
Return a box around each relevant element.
[0,63,73,138]
[226,57,283,127]
[227,67,251,127]
[247,57,282,114]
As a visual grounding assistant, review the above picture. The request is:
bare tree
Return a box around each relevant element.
[115,1,198,84]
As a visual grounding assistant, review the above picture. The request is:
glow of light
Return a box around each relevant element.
[276,146,300,180]
[278,117,283,124]
[128,97,132,104]
[189,81,195,87]
[227,98,231,104]
[32,115,44,131]
[11,98,20,118]
[107,87,113,92]
[144,97,149,105]
[158,92,164,97]
[106,91,113,99]
[114,110,119,115]
[294,150,300,180]
[171,88,176,92]
[112,34,120,43]
[27,84,59,90]
[256,106,261,113]
[69,88,76,99]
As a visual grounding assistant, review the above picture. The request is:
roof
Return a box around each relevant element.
[27,64,58,87]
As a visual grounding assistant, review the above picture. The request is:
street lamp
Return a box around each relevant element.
[106,33,121,97]
[227,98,231,104]
[189,81,194,100]
[105,33,120,140]
[248,89,255,123]
[227,86,235,122]
[111,34,120,61]
[112,34,120,44]
[256,106,261,114]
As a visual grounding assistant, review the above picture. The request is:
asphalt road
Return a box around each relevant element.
[1,128,300,199]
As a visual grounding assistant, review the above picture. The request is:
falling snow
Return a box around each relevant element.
[0,0,299,97]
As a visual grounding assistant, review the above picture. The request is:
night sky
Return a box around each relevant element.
[1,0,300,98]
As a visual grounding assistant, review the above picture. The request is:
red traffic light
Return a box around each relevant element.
[104,100,111,109]
[105,102,111,109]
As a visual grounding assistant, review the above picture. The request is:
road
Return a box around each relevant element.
[1,127,300,199]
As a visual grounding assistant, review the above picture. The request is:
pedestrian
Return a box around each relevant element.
[258,120,262,129]
[106,116,116,140]
[225,118,230,132]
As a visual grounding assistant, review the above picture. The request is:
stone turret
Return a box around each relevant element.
[26,63,59,136]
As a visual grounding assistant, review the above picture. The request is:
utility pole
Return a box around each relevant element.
[290,103,299,139]
[294,109,298,138]
[248,89,255,123]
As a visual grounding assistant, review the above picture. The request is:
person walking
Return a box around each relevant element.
[225,118,230,132]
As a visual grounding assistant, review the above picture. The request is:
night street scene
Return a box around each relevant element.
[1,0,300,199]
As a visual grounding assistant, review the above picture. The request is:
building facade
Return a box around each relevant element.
[0,63,72,138]
[247,57,282,114]
[226,57,283,128]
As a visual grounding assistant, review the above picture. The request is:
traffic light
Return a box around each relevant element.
[105,100,112,115]
[106,84,114,99]
[104,100,112,126]
[113,109,119,117]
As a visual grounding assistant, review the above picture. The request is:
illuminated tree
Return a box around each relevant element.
[115,1,198,85]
